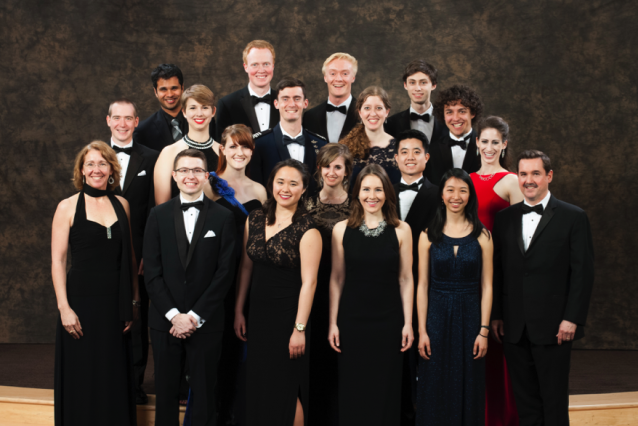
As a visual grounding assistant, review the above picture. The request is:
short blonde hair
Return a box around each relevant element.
[322,53,358,76]
[72,141,121,191]
[242,40,276,65]
[181,84,215,109]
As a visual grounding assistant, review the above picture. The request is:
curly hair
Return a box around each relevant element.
[433,85,483,124]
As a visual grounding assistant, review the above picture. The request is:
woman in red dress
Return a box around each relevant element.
[470,116,523,426]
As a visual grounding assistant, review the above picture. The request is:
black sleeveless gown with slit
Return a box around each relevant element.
[54,193,136,425]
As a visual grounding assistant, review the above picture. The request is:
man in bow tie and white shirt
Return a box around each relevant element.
[107,98,159,405]
[491,150,594,426]
[304,52,359,143]
[144,149,236,426]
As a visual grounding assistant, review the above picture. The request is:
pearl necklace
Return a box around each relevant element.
[184,134,214,150]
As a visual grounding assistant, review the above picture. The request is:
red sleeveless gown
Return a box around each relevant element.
[471,171,520,426]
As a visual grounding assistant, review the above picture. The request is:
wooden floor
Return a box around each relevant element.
[1,386,637,426]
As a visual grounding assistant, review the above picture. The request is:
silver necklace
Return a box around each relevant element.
[359,220,386,237]
[184,134,214,150]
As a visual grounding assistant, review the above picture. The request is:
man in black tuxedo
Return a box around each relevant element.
[385,59,446,148]
[144,149,236,426]
[428,85,483,185]
[215,40,280,140]
[303,52,359,143]
[134,64,215,152]
[491,150,594,426]
[392,129,439,426]
[107,98,159,405]
[249,77,327,193]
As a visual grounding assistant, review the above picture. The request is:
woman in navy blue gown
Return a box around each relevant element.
[416,168,493,426]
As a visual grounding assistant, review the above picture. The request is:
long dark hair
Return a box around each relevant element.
[262,159,310,225]
[426,168,485,244]
[347,164,400,228]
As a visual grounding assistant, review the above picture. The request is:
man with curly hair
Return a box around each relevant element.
[428,85,483,185]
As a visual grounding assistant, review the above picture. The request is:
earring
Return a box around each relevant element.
[108,176,115,185]
[501,149,505,158]
[83,176,85,184]
[476,147,479,156]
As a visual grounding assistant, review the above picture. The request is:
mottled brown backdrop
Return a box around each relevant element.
[1,0,636,348]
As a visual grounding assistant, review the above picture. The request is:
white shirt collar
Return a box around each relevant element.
[450,129,473,141]
[281,126,303,140]
[247,85,271,97]
[111,138,134,149]
[327,95,353,109]
[524,191,551,208]
[409,104,433,116]
[400,176,424,186]
[180,192,205,205]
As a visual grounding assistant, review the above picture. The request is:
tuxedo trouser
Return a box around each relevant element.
[503,329,572,426]
[151,328,223,426]
[132,274,150,389]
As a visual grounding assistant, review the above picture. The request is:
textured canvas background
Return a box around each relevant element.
[1,0,636,348]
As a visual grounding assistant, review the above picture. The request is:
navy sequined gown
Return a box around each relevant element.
[417,234,485,426]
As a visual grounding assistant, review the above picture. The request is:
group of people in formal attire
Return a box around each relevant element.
[51,39,594,426]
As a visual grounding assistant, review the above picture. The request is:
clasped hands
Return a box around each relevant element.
[170,313,198,339]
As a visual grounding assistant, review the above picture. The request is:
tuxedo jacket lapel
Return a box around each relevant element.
[122,147,143,195]
[173,200,188,270]
[514,205,526,255]
[268,96,279,129]
[405,179,432,224]
[462,129,480,173]
[240,87,260,132]
[186,198,209,268]
[528,196,558,252]
[273,125,291,161]
[303,129,318,168]
[393,183,402,218]
[340,103,359,140]
[318,102,329,140]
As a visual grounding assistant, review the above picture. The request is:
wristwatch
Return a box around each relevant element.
[295,323,306,332]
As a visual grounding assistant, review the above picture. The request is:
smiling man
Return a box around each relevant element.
[215,40,280,140]
[249,77,327,193]
[304,53,359,143]
[428,85,483,185]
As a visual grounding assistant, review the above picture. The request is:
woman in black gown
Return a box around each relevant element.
[305,143,353,426]
[51,141,139,425]
[154,84,220,205]
[235,159,322,426]
[329,164,414,426]
[416,168,493,426]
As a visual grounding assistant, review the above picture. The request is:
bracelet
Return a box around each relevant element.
[481,325,490,329]
[132,300,141,307]
[479,333,488,338]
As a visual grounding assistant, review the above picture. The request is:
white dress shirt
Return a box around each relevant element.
[165,192,206,327]
[449,130,472,169]
[281,127,305,162]
[248,85,272,132]
[326,95,352,143]
[409,105,434,142]
[522,191,551,251]
[398,176,423,221]
[111,138,133,189]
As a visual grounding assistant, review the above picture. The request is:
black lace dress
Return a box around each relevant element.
[305,195,350,426]
[245,209,317,426]
[350,139,401,189]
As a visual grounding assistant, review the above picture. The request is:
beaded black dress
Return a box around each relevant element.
[350,138,401,189]
[246,209,317,426]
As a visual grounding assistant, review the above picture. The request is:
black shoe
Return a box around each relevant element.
[136,389,149,405]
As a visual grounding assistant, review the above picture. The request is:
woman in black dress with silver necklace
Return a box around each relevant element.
[154,84,220,205]
[329,164,414,426]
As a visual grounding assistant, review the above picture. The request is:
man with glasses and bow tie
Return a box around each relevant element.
[144,148,236,426]
[428,84,483,186]
[107,98,159,405]
[250,77,327,193]
[304,52,359,143]
[215,40,280,141]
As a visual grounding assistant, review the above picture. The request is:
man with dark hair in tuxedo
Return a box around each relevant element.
[429,85,483,185]
[303,52,359,143]
[249,77,327,193]
[491,150,594,426]
[392,129,439,426]
[107,98,159,405]
[134,64,215,152]
[144,149,236,426]
[215,40,280,140]
[385,59,445,148]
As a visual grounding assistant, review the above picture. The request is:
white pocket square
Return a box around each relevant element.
[137,170,147,176]
[204,230,216,238]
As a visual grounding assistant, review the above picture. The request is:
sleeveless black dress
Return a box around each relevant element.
[54,194,136,425]
[246,209,317,426]
[338,224,404,425]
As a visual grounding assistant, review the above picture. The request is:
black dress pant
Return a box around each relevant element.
[503,329,572,426]
[132,274,150,391]
[151,328,223,426]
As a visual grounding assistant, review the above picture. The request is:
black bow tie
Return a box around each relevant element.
[251,94,271,106]
[410,112,431,122]
[521,204,544,215]
[449,135,470,150]
[326,104,347,114]
[398,181,421,193]
[283,135,306,146]
[112,145,133,155]
[181,201,204,211]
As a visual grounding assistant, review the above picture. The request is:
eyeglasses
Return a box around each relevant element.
[84,162,110,170]
[174,168,207,177]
